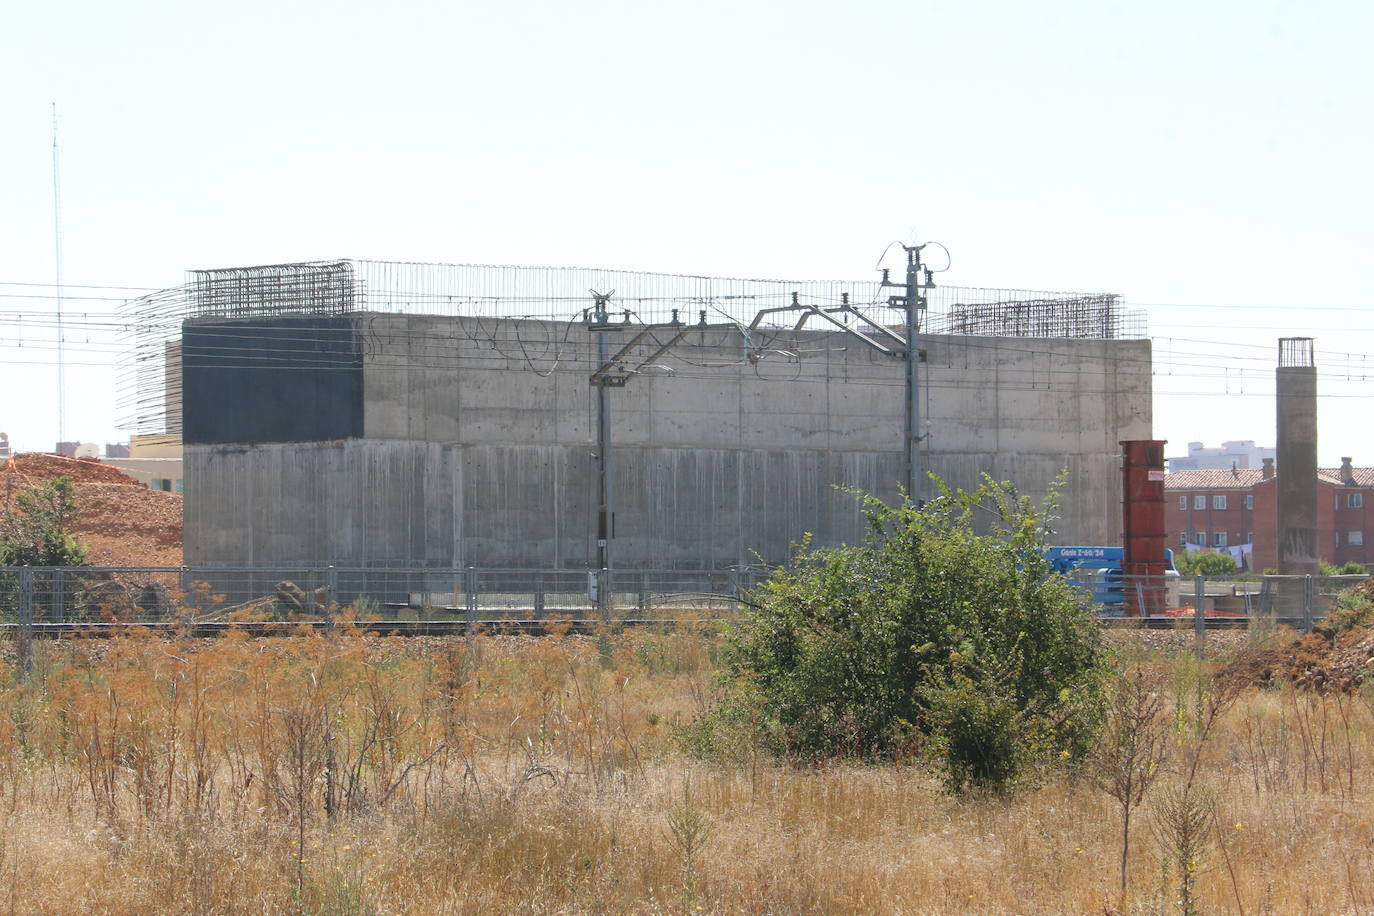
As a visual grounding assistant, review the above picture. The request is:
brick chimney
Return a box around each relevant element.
[1341,457,1355,484]
[1262,457,1275,479]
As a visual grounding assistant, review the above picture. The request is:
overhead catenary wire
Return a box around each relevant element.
[9,309,1374,382]
[6,262,1374,441]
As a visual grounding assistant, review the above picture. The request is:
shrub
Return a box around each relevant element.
[1,476,88,624]
[1175,551,1237,578]
[696,476,1106,791]
[0,476,88,567]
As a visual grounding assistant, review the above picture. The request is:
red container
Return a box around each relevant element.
[1120,440,1167,616]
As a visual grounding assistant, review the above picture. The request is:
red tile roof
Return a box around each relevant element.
[1164,469,1266,490]
[1164,468,1374,489]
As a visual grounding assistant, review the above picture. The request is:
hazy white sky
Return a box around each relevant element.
[2,0,1371,463]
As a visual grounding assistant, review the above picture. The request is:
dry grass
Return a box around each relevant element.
[1,624,1373,914]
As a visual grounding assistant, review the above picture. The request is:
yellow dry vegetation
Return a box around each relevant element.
[0,625,1371,915]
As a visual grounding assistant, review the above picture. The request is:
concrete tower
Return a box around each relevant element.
[1276,337,1318,575]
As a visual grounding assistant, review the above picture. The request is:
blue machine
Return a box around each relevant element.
[1044,546,1177,611]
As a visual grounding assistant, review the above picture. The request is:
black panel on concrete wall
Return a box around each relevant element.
[182,317,362,444]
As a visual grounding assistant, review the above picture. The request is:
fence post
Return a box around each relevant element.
[597,567,611,626]
[17,566,34,676]
[1193,575,1205,655]
[465,567,477,637]
[1303,574,1314,633]
[180,566,194,617]
[325,565,338,631]
[534,571,545,617]
[597,567,613,660]
[305,568,317,619]
[638,570,648,616]
[53,567,65,625]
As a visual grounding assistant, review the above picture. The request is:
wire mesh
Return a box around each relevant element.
[117,259,1144,435]
[1279,336,1316,368]
[4,567,1367,635]
[0,566,771,630]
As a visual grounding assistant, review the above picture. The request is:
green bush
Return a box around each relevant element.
[920,670,1028,791]
[1319,560,1368,576]
[693,476,1106,791]
[1175,551,1237,578]
[0,476,89,623]
[0,476,88,567]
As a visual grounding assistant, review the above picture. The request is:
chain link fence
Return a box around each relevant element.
[2,566,1368,644]
[1066,570,1369,630]
[0,565,772,633]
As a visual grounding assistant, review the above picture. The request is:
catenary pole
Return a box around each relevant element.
[590,292,613,618]
[905,245,922,503]
[884,243,930,505]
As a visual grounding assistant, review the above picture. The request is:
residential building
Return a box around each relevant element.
[1167,440,1276,471]
[1164,457,1374,570]
[102,434,184,493]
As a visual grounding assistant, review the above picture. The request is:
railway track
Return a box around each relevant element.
[0,613,1296,638]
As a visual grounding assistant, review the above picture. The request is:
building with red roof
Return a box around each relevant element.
[1165,458,1374,571]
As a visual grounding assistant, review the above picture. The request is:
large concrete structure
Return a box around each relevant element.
[1277,338,1318,575]
[183,312,1152,568]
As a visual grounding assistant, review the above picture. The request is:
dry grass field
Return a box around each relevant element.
[0,624,1371,915]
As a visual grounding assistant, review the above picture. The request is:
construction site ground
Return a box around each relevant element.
[1,453,182,567]
[1,453,1372,695]
[1224,579,1374,692]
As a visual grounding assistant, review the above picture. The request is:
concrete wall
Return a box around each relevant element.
[184,314,1152,567]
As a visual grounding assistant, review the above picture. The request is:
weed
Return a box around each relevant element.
[665,780,712,914]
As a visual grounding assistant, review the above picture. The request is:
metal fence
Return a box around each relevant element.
[1066,571,1369,629]
[1,566,1368,639]
[0,565,772,633]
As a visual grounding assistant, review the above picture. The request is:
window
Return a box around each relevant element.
[1179,532,1187,547]
[1350,493,1364,509]
[1215,532,1228,548]
[174,479,184,494]
[1213,495,1227,510]
[1196,531,1208,546]
[1195,495,1206,510]
[1246,494,1253,510]
[1179,495,1188,511]
[1247,531,1254,544]
[1351,530,1365,547]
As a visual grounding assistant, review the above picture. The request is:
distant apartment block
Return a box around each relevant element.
[103,434,184,493]
[1167,440,1276,471]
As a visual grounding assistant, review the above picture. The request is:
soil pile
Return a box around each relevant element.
[1,453,182,567]
[6,453,139,485]
[1230,587,1374,692]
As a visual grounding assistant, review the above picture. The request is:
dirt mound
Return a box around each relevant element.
[1230,622,1374,693]
[6,452,141,485]
[68,484,183,567]
[2,453,182,567]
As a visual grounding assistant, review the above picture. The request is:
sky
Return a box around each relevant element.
[1,0,1372,464]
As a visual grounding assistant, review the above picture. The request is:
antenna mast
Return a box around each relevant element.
[52,102,66,448]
